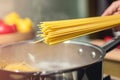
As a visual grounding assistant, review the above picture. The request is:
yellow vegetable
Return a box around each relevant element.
[16,18,34,33]
[4,12,20,25]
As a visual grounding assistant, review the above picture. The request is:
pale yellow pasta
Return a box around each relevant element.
[4,62,38,72]
[38,14,120,45]
[0,62,38,72]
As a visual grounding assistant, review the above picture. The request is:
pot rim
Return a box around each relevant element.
[0,40,105,76]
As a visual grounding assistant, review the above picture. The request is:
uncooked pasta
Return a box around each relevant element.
[38,14,120,45]
[0,62,38,72]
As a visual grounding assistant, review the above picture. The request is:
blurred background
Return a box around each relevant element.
[0,0,114,41]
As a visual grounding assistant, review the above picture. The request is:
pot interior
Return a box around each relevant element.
[0,40,103,74]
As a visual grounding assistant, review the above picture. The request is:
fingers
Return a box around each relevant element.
[102,1,120,16]
[103,1,120,36]
[113,11,120,15]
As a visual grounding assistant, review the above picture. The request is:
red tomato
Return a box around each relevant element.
[104,36,120,49]
[11,24,17,32]
[117,45,120,49]
[0,23,17,34]
[0,19,4,24]
[104,36,113,42]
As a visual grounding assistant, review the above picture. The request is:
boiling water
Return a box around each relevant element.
[35,62,77,72]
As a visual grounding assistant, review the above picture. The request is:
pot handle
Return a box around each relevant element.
[102,37,120,53]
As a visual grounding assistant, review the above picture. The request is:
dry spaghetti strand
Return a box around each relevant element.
[38,14,120,45]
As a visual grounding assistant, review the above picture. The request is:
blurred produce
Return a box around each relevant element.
[16,18,33,33]
[104,36,113,42]
[0,21,17,34]
[4,12,20,25]
[104,36,120,49]
[0,12,35,44]
[4,12,34,33]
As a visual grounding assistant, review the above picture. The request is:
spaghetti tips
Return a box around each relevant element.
[37,14,120,45]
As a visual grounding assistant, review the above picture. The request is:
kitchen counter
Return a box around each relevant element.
[0,32,35,45]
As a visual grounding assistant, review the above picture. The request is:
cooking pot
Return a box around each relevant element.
[0,37,120,80]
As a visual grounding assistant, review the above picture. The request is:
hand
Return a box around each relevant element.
[102,0,120,37]
[102,0,120,16]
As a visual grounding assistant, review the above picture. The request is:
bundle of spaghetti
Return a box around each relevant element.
[38,14,120,45]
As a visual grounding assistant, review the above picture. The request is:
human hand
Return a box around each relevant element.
[102,0,120,16]
[102,0,120,37]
